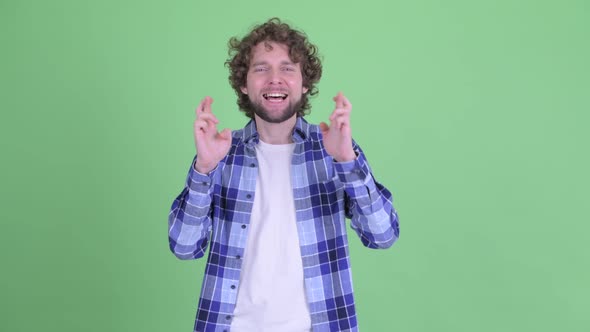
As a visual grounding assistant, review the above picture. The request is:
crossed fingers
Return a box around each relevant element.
[330,92,352,131]
[194,96,219,135]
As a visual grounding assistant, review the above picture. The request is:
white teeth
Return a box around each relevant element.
[264,93,287,98]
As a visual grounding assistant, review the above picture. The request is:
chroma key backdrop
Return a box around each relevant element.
[1,0,588,331]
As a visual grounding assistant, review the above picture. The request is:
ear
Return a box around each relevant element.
[241,86,248,95]
[303,86,309,94]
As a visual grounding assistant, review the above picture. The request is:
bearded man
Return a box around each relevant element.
[168,18,400,332]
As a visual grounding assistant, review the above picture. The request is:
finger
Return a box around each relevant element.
[329,107,351,121]
[196,96,214,115]
[204,96,214,113]
[196,112,219,124]
[333,115,350,131]
[319,121,330,134]
[195,98,206,116]
[340,93,352,110]
[330,107,351,128]
[333,92,345,109]
[218,128,232,140]
[194,115,219,133]
[194,118,213,134]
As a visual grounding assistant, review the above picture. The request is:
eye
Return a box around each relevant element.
[282,66,296,72]
[253,66,268,72]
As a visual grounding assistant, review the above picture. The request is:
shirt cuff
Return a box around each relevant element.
[186,163,217,193]
[333,149,371,186]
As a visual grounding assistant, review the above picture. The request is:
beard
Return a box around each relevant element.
[250,97,304,124]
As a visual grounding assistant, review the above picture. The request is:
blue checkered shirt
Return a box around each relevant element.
[169,117,399,332]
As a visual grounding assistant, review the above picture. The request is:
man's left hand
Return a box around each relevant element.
[320,92,357,162]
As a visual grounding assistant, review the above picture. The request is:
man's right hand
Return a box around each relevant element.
[193,96,232,174]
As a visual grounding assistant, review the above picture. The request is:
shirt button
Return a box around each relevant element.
[246,194,252,199]
[236,255,241,260]
[250,163,256,167]
[201,181,208,185]
[241,224,246,229]
[231,285,236,289]
[226,315,232,320]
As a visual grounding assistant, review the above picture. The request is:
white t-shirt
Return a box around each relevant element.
[230,140,312,332]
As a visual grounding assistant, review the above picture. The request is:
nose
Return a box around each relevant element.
[268,68,283,85]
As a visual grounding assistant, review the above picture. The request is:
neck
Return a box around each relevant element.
[254,114,297,144]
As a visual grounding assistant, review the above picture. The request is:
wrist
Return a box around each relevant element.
[334,150,357,163]
[194,161,216,174]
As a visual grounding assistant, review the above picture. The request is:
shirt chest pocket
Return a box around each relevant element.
[303,158,345,195]
[304,157,335,184]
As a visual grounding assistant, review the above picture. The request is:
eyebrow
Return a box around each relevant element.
[251,60,296,67]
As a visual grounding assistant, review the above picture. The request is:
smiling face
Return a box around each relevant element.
[240,41,308,124]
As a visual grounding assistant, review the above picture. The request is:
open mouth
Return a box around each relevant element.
[263,93,288,101]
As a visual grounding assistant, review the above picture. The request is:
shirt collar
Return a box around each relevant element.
[242,116,311,145]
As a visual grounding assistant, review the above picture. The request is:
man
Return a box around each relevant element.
[168,18,399,332]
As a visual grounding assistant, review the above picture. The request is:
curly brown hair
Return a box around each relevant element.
[225,18,322,119]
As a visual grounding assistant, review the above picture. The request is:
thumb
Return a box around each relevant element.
[219,128,232,140]
[319,122,330,134]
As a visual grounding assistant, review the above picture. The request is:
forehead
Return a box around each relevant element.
[250,41,292,62]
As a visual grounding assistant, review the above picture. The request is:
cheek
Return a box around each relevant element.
[288,76,304,87]
[248,77,263,89]
[296,74,305,87]
[242,78,255,95]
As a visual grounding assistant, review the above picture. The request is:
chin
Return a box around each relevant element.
[252,100,301,124]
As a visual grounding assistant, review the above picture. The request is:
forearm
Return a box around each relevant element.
[335,149,400,249]
[168,159,218,259]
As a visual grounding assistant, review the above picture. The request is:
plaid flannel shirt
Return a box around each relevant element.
[169,117,399,332]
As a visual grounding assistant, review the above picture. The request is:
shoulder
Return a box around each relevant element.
[306,123,322,142]
[231,128,246,142]
[295,117,322,143]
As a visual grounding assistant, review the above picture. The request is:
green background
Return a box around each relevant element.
[1,0,588,331]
